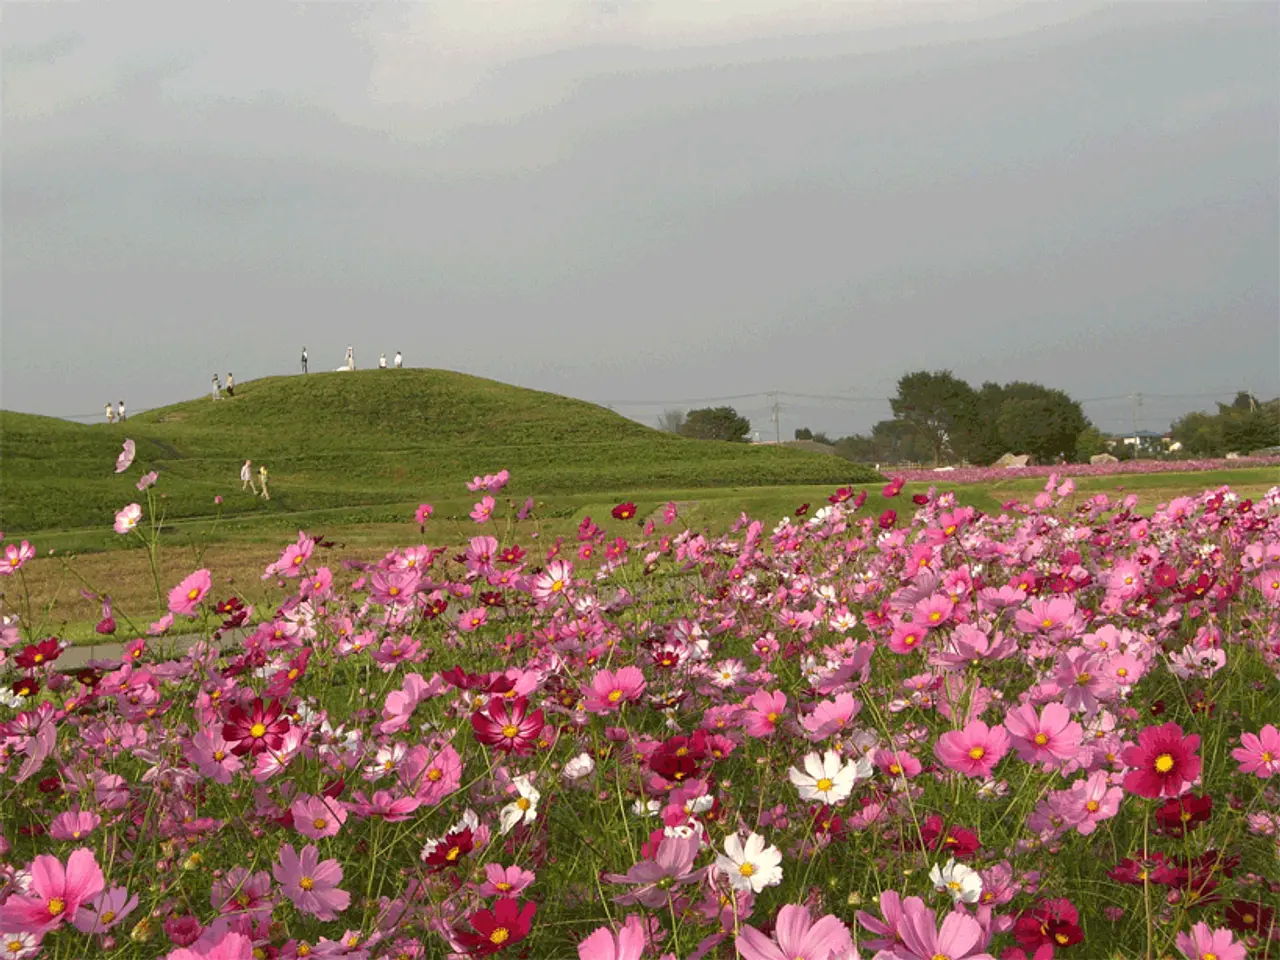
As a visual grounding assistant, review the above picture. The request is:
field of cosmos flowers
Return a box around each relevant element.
[1,440,1278,960]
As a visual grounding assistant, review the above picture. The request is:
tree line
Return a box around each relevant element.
[656,373,1279,465]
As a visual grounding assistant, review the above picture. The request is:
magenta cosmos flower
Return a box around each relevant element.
[272,844,349,921]
[1121,722,1202,799]
[895,899,995,960]
[221,698,290,756]
[583,667,647,714]
[168,568,212,617]
[0,848,104,934]
[1231,724,1279,778]
[935,720,1010,778]
[578,915,646,960]
[736,903,857,960]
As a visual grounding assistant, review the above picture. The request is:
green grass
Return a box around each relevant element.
[0,369,878,533]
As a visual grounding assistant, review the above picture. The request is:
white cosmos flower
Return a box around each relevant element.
[716,832,783,894]
[631,799,661,817]
[930,858,983,904]
[788,749,872,804]
[499,775,540,835]
[562,752,595,780]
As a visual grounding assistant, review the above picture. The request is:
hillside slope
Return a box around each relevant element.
[2,369,878,531]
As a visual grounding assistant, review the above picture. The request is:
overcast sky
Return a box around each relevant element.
[3,1,1277,438]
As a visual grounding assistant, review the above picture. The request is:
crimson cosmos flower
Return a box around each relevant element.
[16,639,61,669]
[221,697,290,756]
[471,697,544,755]
[1120,722,1201,799]
[454,898,536,957]
[611,501,637,521]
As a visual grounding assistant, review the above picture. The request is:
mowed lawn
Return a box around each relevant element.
[8,467,1277,643]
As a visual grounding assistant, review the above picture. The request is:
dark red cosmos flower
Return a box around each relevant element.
[454,898,536,957]
[221,697,290,756]
[498,544,526,565]
[95,616,117,635]
[1013,898,1084,952]
[1152,563,1179,589]
[1225,899,1275,938]
[11,675,39,699]
[795,503,810,516]
[878,509,897,530]
[479,591,505,608]
[471,697,544,755]
[423,827,474,870]
[882,476,905,498]
[810,805,846,840]
[611,502,637,521]
[15,638,61,669]
[1120,722,1201,799]
[1108,853,1175,885]
[828,487,853,504]
[649,732,709,783]
[423,596,449,619]
[1156,794,1212,836]
[912,493,929,505]
[215,596,245,615]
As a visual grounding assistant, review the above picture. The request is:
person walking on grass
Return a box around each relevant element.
[117,400,127,422]
[226,372,235,397]
[212,375,222,400]
[105,402,116,424]
[394,350,402,369]
[241,459,257,494]
[258,464,270,500]
[301,346,308,374]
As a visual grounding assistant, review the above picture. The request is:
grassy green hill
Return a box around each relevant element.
[1,369,878,532]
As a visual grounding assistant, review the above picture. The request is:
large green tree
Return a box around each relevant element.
[680,406,752,443]
[889,371,979,465]
[993,383,1089,463]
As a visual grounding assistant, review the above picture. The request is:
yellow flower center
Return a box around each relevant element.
[516,797,531,811]
[1086,800,1100,812]
[1154,753,1175,773]
[299,877,314,891]
[47,898,65,916]
[551,580,564,592]
[766,712,779,723]
[968,747,986,760]
[101,911,117,923]
[489,928,509,945]
[213,750,226,761]
[496,882,512,891]
[427,768,444,781]
[1034,733,1048,745]
[313,818,328,830]
[249,723,267,738]
[738,862,756,877]
[607,690,623,703]
[816,778,834,792]
[1041,619,1054,629]
[1261,751,1274,763]
[388,587,399,596]
[501,724,519,739]
[889,764,902,775]
[1075,673,1091,685]
[187,588,200,601]
[929,612,942,622]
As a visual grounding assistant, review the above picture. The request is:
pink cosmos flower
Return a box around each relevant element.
[272,844,350,921]
[579,915,647,960]
[935,720,1010,778]
[1121,722,1201,799]
[0,540,35,575]
[115,438,136,473]
[149,612,175,636]
[1063,771,1123,835]
[604,833,703,908]
[165,931,254,960]
[1054,649,1116,715]
[137,470,159,490]
[742,689,787,739]
[0,848,105,934]
[1003,703,1084,768]
[479,864,537,898]
[1174,922,1246,960]
[72,885,139,934]
[114,503,142,534]
[414,503,434,527]
[856,890,915,952]
[894,898,995,960]
[1231,724,1280,778]
[168,569,212,617]
[532,559,574,604]
[470,495,496,523]
[291,794,348,839]
[736,903,857,960]
[583,667,647,714]
[49,810,101,842]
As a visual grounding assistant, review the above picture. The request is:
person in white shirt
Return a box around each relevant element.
[394,351,402,369]
[117,400,127,422]
[345,346,355,371]
[301,346,308,374]
[226,373,235,397]
[258,464,270,500]
[379,353,387,369]
[105,403,116,424]
[240,459,257,493]
[212,375,222,400]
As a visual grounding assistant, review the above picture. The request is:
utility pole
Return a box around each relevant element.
[1130,392,1143,434]
[770,392,781,444]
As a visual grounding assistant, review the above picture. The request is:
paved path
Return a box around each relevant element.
[57,630,244,671]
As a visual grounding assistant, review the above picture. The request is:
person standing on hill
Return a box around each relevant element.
[240,459,257,494]
[258,464,270,500]
[212,375,222,400]
[346,345,355,371]
[226,372,235,397]
[105,402,116,424]
[117,400,127,422]
[394,350,402,369]
[301,347,308,374]
[379,353,387,369]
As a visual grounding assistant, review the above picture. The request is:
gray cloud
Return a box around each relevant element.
[3,1,1276,439]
